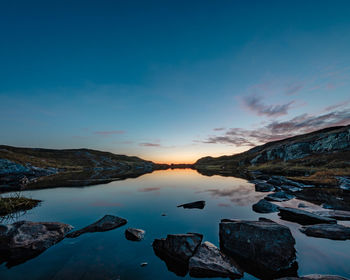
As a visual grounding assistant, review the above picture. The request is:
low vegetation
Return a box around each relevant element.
[0,195,41,216]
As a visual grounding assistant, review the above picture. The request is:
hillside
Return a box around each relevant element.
[195,125,350,185]
[0,146,158,192]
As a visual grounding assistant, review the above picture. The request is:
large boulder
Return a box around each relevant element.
[219,218,297,278]
[300,224,350,240]
[279,207,337,225]
[0,221,72,267]
[66,215,127,238]
[252,199,279,213]
[177,201,206,209]
[189,241,243,279]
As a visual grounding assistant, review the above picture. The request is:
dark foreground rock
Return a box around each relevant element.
[252,199,279,213]
[125,228,145,241]
[152,233,203,276]
[279,207,337,225]
[219,218,297,278]
[312,210,350,221]
[0,221,72,267]
[189,241,243,279]
[300,224,350,240]
[177,200,206,209]
[255,182,275,192]
[277,274,349,280]
[66,215,127,238]
[265,191,295,202]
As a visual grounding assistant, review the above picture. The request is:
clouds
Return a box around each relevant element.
[242,95,294,117]
[139,142,161,147]
[201,107,350,148]
[94,130,125,135]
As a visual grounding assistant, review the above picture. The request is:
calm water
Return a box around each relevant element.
[1,169,350,280]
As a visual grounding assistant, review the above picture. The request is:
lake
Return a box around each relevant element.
[1,169,350,280]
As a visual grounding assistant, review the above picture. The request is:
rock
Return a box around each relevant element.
[312,210,350,221]
[252,199,279,213]
[177,200,205,209]
[280,185,302,193]
[66,215,127,238]
[278,207,337,225]
[219,218,297,278]
[161,213,167,216]
[267,177,284,186]
[125,228,145,241]
[265,191,295,202]
[0,221,73,267]
[140,262,148,267]
[189,241,243,279]
[337,176,350,190]
[152,233,203,263]
[300,224,350,240]
[255,182,275,192]
[277,274,349,280]
[298,203,308,208]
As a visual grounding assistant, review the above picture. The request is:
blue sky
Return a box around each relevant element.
[1,0,350,163]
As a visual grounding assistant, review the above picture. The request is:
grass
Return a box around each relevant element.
[0,195,41,216]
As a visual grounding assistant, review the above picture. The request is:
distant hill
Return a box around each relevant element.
[195,125,350,185]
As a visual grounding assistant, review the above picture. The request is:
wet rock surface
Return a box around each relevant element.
[252,199,279,213]
[189,241,243,279]
[312,210,350,221]
[279,207,337,225]
[255,182,275,192]
[0,221,72,267]
[66,215,127,238]
[266,191,295,202]
[219,218,297,278]
[300,224,350,240]
[125,228,145,241]
[177,200,205,209]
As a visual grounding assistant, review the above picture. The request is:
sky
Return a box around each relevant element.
[1,0,350,163]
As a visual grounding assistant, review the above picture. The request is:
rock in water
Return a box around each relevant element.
[252,199,279,213]
[152,233,203,263]
[125,228,145,241]
[219,218,297,278]
[265,191,295,202]
[278,207,337,225]
[277,274,349,280]
[66,215,127,238]
[300,224,350,240]
[312,210,350,221]
[189,241,243,279]
[177,200,205,209]
[0,221,73,267]
[255,182,275,192]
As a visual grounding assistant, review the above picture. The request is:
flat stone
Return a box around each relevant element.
[279,207,337,225]
[252,199,279,213]
[177,200,205,209]
[312,210,350,221]
[255,182,275,192]
[300,224,350,240]
[265,191,295,202]
[219,218,297,277]
[280,185,302,193]
[125,228,145,241]
[0,221,73,267]
[66,215,127,238]
[189,241,243,278]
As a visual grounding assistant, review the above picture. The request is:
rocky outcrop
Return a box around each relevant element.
[0,221,72,266]
[189,241,243,279]
[66,215,127,238]
[300,224,350,240]
[252,199,279,213]
[279,207,337,225]
[219,218,297,278]
[125,228,145,241]
[177,200,206,209]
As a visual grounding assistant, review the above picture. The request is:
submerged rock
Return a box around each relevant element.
[66,215,127,238]
[125,228,145,241]
[0,221,73,267]
[252,199,279,213]
[177,200,206,209]
[255,182,275,192]
[279,207,337,225]
[300,224,350,240]
[266,191,295,202]
[189,241,243,279]
[219,218,297,278]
